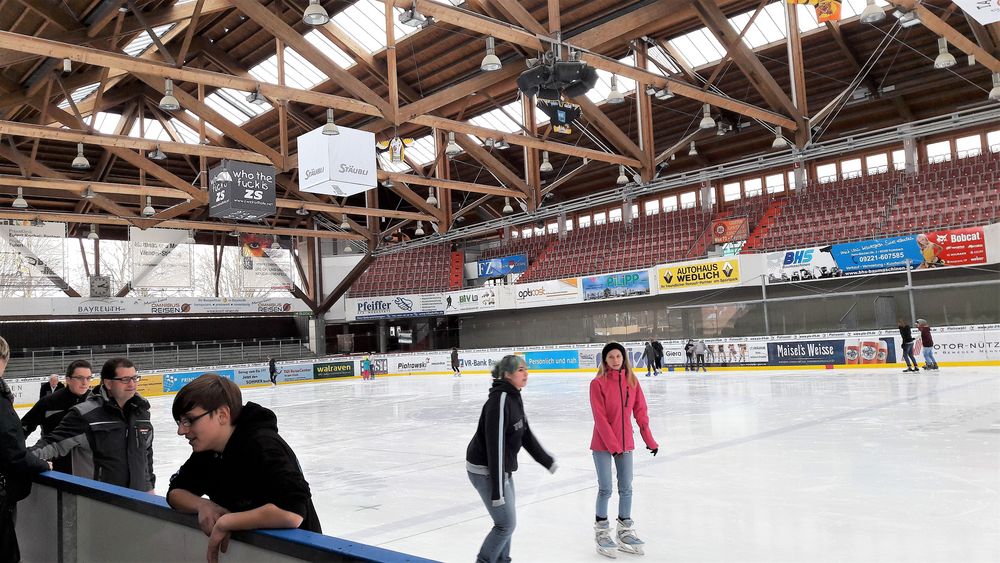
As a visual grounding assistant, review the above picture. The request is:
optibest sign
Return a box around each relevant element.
[297,125,377,197]
[658,258,741,291]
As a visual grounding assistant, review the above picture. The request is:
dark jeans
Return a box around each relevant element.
[696,354,706,371]
[0,504,19,563]
[902,341,917,368]
[685,354,693,371]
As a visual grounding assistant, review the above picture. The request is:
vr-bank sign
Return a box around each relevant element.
[297,125,377,197]
[208,161,276,221]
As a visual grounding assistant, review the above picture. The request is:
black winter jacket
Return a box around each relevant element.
[1,379,49,505]
[466,379,554,506]
[21,387,91,473]
[29,385,154,491]
[168,402,321,533]
[898,324,915,344]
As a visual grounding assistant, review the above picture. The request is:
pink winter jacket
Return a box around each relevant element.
[590,369,658,453]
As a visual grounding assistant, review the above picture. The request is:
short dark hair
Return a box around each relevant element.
[65,359,92,378]
[172,373,243,424]
[101,357,135,379]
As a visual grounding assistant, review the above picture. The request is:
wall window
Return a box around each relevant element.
[723,182,741,202]
[840,158,862,179]
[644,200,660,216]
[765,174,784,194]
[926,140,951,162]
[866,153,888,174]
[594,211,607,225]
[546,222,559,234]
[680,192,696,208]
[787,170,797,190]
[662,195,678,211]
[630,204,639,219]
[816,163,837,182]
[988,130,1000,152]
[578,215,591,228]
[521,228,532,238]
[744,178,762,196]
[892,149,906,170]
[955,135,981,158]
[609,208,622,223]
[565,219,573,231]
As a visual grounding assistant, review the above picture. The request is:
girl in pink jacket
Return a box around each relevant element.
[590,342,658,558]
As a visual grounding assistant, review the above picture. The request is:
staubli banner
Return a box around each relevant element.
[582,271,650,301]
[513,278,581,309]
[129,227,192,288]
[0,221,66,287]
[768,227,988,283]
[658,258,740,291]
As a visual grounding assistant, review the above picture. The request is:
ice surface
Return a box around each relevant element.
[26,367,1000,562]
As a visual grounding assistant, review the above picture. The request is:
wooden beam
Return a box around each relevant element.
[16,0,80,31]
[884,1,1000,73]
[572,95,644,163]
[316,253,375,314]
[493,0,549,36]
[965,14,997,57]
[786,4,807,119]
[391,182,446,223]
[454,134,532,196]
[380,169,523,198]
[547,0,560,34]
[541,159,590,196]
[633,42,655,181]
[395,64,521,124]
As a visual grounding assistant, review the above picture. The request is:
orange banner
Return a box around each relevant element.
[711,218,749,244]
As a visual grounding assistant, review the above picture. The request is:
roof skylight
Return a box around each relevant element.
[330,0,464,55]
[249,47,327,89]
[122,24,177,57]
[58,82,100,109]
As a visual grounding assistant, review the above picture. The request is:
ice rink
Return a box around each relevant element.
[30,367,1000,562]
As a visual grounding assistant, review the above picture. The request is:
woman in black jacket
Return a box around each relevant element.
[1,336,50,563]
[466,355,556,563]
[898,319,918,372]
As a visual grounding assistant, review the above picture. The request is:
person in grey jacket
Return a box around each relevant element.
[693,341,708,372]
[29,357,154,493]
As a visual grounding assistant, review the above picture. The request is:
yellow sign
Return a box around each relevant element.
[137,374,165,397]
[658,259,740,290]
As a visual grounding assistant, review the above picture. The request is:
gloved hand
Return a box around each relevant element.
[647,447,658,456]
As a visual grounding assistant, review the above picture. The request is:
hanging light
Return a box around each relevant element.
[383,177,394,188]
[340,217,350,230]
[398,6,426,27]
[616,165,629,186]
[71,143,90,169]
[414,221,425,236]
[645,84,658,96]
[688,141,698,156]
[772,127,789,149]
[270,235,282,250]
[62,58,72,73]
[322,109,339,135]
[302,0,329,26]
[214,160,233,182]
[295,205,310,216]
[539,151,553,173]
[246,86,266,105]
[344,243,354,253]
[426,188,438,206]
[859,0,885,24]
[607,75,625,104]
[142,196,155,217]
[87,223,99,240]
[228,229,240,238]
[12,187,28,208]
[654,85,673,100]
[699,104,716,129]
[934,37,956,69]
[989,73,1000,101]
[481,37,501,72]
[159,78,180,111]
[495,139,510,150]
[82,186,96,199]
[502,197,513,214]
[445,131,462,157]
[148,145,167,161]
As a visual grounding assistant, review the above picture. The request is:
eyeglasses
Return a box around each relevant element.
[175,409,213,428]
[67,375,93,382]
[109,376,141,383]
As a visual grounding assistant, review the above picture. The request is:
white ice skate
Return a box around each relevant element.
[616,518,644,555]
[594,520,618,558]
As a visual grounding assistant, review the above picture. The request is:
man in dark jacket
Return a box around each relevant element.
[22,360,94,473]
[684,340,695,371]
[897,319,918,373]
[39,374,64,399]
[29,357,154,493]
[168,373,320,563]
[1,336,50,563]
[651,340,664,375]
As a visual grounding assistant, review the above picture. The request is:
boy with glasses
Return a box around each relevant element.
[168,373,321,562]
[21,360,94,473]
[29,357,155,493]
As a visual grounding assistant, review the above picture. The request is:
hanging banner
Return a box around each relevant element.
[658,258,741,291]
[581,271,650,302]
[129,227,192,288]
[241,233,294,290]
[711,218,749,244]
[208,161,277,220]
[0,221,66,287]
[918,227,987,268]
[477,254,528,277]
[346,293,445,320]
[297,125,377,197]
[950,0,1000,25]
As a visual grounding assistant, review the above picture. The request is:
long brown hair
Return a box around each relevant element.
[596,344,638,387]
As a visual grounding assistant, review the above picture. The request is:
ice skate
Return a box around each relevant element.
[594,520,618,558]
[616,518,644,555]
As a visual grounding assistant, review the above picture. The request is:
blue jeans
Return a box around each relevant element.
[593,451,633,520]
[468,471,515,563]
[902,341,917,368]
[922,346,938,368]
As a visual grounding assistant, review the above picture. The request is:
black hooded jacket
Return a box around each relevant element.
[21,387,91,473]
[466,379,554,506]
[167,402,321,533]
[1,379,49,504]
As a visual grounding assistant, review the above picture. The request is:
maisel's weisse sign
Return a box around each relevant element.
[208,161,277,220]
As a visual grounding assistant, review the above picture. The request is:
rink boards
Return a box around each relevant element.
[10,324,999,408]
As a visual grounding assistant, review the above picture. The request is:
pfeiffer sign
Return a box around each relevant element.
[297,125,377,197]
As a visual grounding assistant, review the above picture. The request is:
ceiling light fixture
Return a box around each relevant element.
[12,187,28,208]
[414,221,425,236]
[148,145,167,161]
[246,86,266,105]
[934,37,956,69]
[270,235,282,250]
[481,36,502,72]
[495,139,510,150]
[616,165,629,186]
[699,104,716,129]
[990,73,1000,101]
[142,196,155,217]
[502,197,513,214]
[688,141,698,156]
[159,78,180,111]
[322,108,339,135]
[295,206,309,216]
[87,223,99,240]
[214,160,233,183]
[31,217,44,227]
[228,229,240,238]
[383,178,394,188]
[539,151,553,173]
[607,75,625,104]
[859,0,885,24]
[654,85,674,100]
[772,127,789,149]
[62,58,72,73]
[398,6,426,28]
[71,143,90,169]
[426,188,438,206]
[645,84,657,96]
[302,0,329,26]
[82,186,96,199]
[445,131,462,157]
[340,217,350,230]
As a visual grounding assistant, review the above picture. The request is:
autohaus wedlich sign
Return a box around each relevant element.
[296,124,377,197]
[208,161,277,220]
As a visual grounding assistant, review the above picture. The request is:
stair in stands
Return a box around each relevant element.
[518,239,558,283]
[685,210,730,259]
[743,199,786,251]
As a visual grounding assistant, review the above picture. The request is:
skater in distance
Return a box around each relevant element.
[590,342,658,558]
